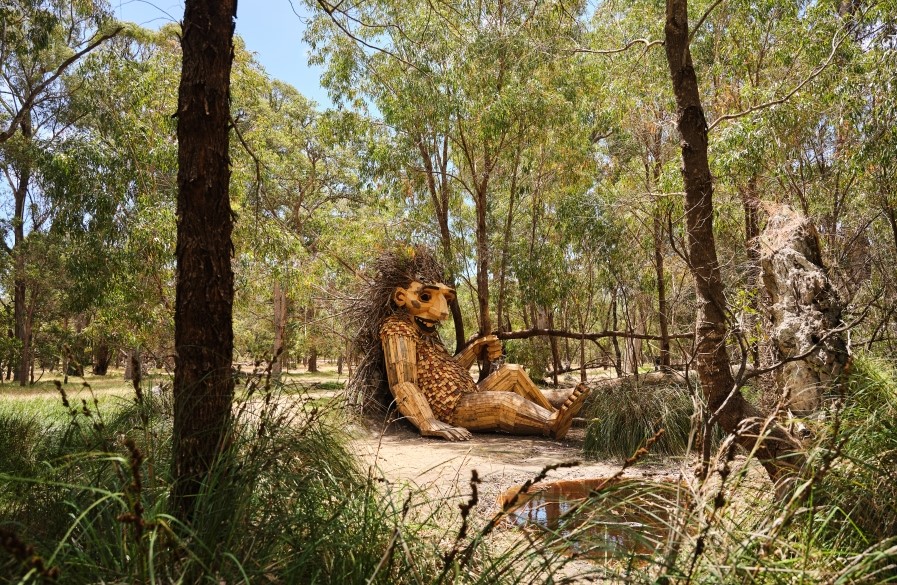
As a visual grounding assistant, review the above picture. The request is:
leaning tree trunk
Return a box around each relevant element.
[664,0,804,485]
[171,0,238,522]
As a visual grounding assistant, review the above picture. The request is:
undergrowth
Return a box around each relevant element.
[1,355,895,583]
[582,376,719,459]
[0,375,576,583]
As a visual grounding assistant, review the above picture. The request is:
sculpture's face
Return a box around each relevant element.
[393,281,456,334]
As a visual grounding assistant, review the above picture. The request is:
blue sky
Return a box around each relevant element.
[112,0,332,108]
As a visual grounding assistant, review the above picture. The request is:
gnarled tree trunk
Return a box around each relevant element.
[760,204,851,413]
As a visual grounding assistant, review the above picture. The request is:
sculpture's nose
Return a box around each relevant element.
[433,294,449,319]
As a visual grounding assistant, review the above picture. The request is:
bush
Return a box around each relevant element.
[816,355,897,542]
[582,378,708,459]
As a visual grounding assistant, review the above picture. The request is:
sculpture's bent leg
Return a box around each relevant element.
[479,364,556,411]
[451,383,590,439]
[451,392,551,435]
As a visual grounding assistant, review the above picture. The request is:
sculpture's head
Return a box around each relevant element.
[346,245,448,411]
[393,281,456,334]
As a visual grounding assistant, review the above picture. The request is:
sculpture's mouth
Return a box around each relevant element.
[414,317,439,333]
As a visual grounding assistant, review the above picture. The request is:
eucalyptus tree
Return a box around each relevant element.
[57,24,183,374]
[663,0,810,484]
[306,0,590,357]
[0,0,122,383]
[583,0,682,370]
[229,59,371,372]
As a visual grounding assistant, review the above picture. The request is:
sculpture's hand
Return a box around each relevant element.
[420,419,473,441]
[475,334,503,361]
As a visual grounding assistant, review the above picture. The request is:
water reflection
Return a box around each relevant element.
[500,478,687,558]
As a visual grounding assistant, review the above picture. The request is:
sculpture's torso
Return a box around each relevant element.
[380,315,477,421]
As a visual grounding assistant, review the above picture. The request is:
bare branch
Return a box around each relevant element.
[495,327,693,343]
[571,38,664,55]
[688,0,725,45]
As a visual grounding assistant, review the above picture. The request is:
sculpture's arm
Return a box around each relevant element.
[455,334,502,370]
[382,333,472,441]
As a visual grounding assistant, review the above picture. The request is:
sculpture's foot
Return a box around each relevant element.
[548,383,590,440]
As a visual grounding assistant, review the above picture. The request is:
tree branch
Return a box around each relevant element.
[495,327,693,343]
[688,0,725,45]
[707,25,851,132]
[0,26,123,144]
[571,38,664,55]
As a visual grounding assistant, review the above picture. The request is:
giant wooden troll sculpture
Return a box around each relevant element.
[348,247,589,441]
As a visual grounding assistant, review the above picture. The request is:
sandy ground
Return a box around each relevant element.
[350,423,687,517]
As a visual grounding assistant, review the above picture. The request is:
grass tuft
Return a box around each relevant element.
[582,377,713,459]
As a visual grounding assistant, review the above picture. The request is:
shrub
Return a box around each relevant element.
[582,377,706,459]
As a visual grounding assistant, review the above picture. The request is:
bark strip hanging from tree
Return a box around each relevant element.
[664,0,804,486]
[171,0,238,522]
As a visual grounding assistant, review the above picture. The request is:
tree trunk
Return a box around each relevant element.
[123,348,139,380]
[610,289,624,378]
[474,181,492,382]
[418,135,466,351]
[171,0,238,521]
[654,208,671,369]
[664,0,804,485]
[272,280,287,379]
[740,174,762,366]
[579,337,587,383]
[307,347,318,373]
[92,342,111,375]
[496,152,521,334]
[547,312,561,387]
[475,184,491,337]
[13,116,32,386]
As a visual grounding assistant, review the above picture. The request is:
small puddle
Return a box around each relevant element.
[499,477,689,558]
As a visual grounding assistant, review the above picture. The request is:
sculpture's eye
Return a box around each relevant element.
[420,292,432,302]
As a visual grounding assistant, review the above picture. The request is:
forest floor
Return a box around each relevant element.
[0,365,692,516]
[350,422,688,515]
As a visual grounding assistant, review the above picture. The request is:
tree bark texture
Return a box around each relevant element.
[307,347,318,373]
[664,0,804,484]
[272,281,287,378]
[759,204,851,413]
[171,0,237,521]
[92,342,111,375]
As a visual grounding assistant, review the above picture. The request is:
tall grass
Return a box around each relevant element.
[0,376,581,583]
[582,377,715,459]
[503,356,897,583]
[2,357,895,583]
